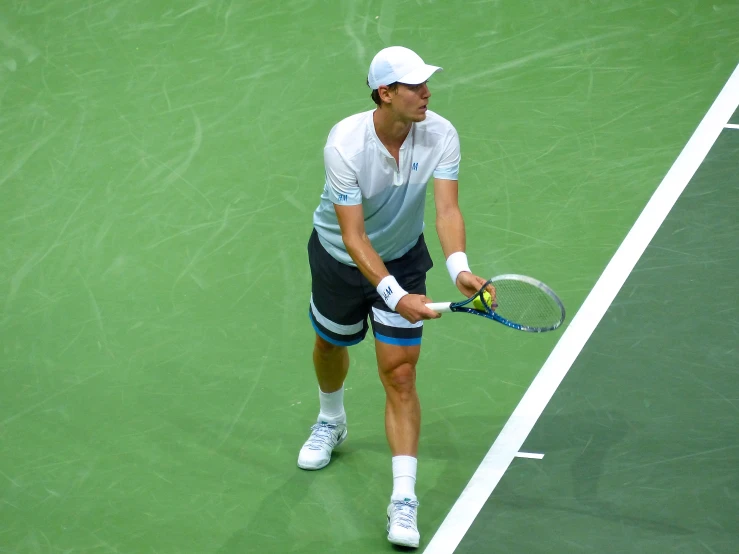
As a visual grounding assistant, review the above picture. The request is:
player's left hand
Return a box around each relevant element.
[456,271,494,299]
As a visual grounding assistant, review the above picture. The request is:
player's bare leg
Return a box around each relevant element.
[297,334,349,470]
[313,334,349,393]
[375,341,421,456]
[376,340,422,548]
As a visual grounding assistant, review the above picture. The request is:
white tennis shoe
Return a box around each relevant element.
[387,496,420,548]
[297,421,347,470]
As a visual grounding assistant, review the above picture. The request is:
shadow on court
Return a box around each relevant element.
[206,409,509,553]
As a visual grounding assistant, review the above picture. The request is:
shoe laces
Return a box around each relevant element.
[306,422,341,451]
[390,499,419,530]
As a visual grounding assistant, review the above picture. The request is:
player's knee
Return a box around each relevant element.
[314,334,345,357]
[384,362,417,391]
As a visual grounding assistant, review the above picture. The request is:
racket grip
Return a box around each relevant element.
[426,302,452,313]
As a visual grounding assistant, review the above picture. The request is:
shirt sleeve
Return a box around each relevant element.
[433,126,461,180]
[324,146,362,206]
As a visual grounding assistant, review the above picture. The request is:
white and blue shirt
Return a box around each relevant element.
[313,109,460,266]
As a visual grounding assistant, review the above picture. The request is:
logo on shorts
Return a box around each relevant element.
[412,162,418,171]
[338,193,348,202]
[382,286,393,301]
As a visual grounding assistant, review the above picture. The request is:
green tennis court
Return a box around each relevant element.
[1,1,737,553]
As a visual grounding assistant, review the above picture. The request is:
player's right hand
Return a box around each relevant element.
[395,294,441,324]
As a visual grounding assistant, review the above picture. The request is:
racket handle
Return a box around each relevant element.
[426,302,452,313]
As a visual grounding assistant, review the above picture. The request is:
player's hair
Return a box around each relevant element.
[368,79,399,106]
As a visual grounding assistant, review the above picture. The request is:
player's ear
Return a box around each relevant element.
[378,84,394,105]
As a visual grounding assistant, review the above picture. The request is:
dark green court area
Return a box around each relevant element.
[458,130,739,553]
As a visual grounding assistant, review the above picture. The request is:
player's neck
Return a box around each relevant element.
[373,108,412,150]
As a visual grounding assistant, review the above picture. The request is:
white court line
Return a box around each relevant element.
[423,62,739,554]
[726,123,739,129]
[515,452,544,460]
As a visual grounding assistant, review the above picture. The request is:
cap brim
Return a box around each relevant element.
[397,64,442,85]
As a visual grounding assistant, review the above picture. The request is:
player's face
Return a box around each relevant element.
[392,82,431,122]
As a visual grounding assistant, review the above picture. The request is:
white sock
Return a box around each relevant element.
[392,456,417,500]
[317,386,346,424]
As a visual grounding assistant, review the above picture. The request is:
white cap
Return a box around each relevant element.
[367,46,442,90]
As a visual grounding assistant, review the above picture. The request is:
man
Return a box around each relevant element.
[298,46,489,548]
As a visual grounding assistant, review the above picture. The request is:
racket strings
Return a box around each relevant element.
[492,279,563,329]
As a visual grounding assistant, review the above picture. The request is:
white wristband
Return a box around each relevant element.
[446,251,471,284]
[376,275,408,311]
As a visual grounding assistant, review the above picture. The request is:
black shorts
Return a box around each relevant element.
[307,229,433,347]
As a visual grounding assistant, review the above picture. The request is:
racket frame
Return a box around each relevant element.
[427,274,565,333]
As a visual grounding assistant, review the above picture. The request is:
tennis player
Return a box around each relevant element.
[298,46,489,548]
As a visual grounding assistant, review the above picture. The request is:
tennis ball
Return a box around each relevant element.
[472,290,493,311]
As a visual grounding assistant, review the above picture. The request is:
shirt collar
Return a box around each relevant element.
[368,112,414,156]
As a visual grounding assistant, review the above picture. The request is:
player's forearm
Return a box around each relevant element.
[435,206,467,258]
[343,232,390,288]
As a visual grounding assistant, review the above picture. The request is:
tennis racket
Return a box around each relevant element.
[426,274,565,333]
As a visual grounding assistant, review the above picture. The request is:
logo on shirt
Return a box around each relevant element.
[412,162,419,171]
[337,193,348,202]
